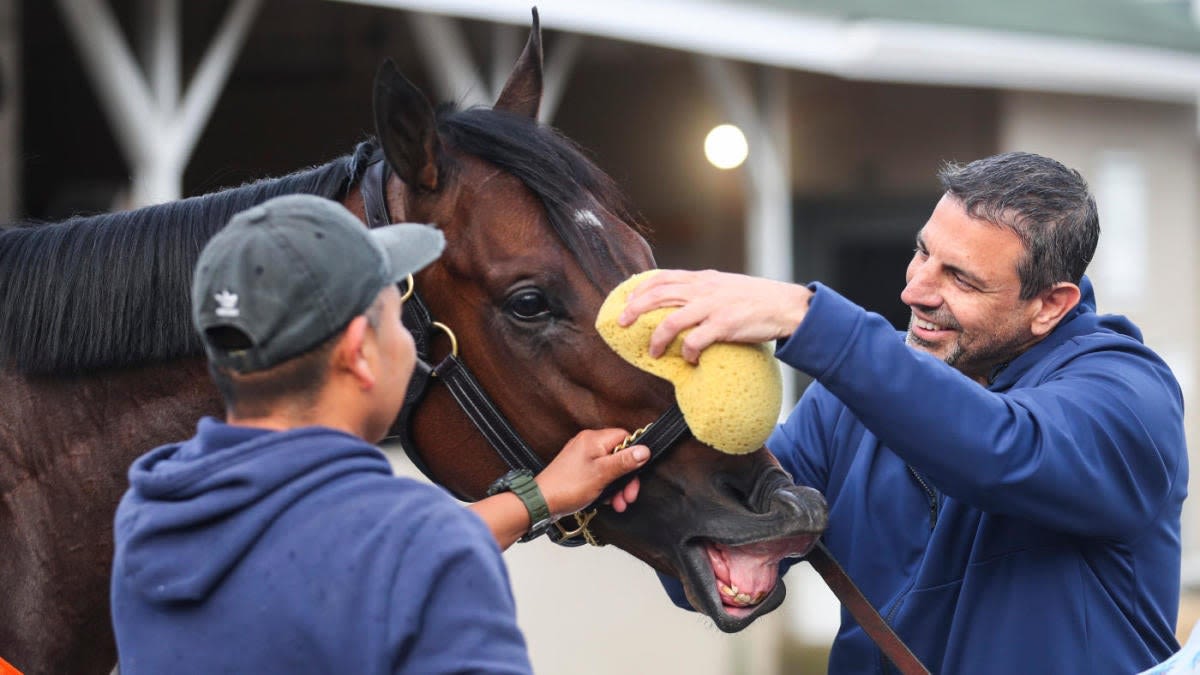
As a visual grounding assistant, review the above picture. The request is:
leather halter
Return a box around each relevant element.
[360,158,691,546]
[360,158,930,672]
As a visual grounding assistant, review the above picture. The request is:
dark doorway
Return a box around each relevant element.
[794,195,936,330]
[834,240,914,330]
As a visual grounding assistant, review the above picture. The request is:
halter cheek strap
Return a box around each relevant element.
[360,158,452,492]
[361,158,928,673]
[361,158,692,546]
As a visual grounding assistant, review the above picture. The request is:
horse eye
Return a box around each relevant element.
[505,288,552,321]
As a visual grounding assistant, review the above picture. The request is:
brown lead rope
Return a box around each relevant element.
[806,542,932,675]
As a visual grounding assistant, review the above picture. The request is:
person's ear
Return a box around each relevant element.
[1031,282,1082,337]
[334,315,376,390]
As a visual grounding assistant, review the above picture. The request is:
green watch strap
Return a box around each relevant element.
[487,470,552,537]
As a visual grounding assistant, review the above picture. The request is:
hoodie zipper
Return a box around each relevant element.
[907,466,939,530]
[877,467,939,673]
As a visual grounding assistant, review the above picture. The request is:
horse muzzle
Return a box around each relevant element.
[678,479,827,632]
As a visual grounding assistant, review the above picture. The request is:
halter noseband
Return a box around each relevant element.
[360,158,691,546]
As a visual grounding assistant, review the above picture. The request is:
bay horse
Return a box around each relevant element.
[0,14,826,674]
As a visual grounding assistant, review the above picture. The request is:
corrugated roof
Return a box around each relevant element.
[741,0,1200,53]
[333,0,1200,102]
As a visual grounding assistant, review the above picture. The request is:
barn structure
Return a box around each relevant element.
[8,1,1200,671]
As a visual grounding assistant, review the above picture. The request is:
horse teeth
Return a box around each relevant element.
[717,581,765,606]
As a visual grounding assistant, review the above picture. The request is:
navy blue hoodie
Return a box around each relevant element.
[111,418,532,674]
[664,278,1187,673]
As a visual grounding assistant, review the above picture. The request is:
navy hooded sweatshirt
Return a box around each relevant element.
[111,418,532,674]
[662,278,1187,674]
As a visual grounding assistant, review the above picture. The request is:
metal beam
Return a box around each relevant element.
[490,22,521,99]
[56,0,260,206]
[172,0,261,163]
[409,13,490,108]
[140,0,179,114]
[540,33,581,124]
[697,56,795,408]
[55,0,158,168]
[410,12,579,123]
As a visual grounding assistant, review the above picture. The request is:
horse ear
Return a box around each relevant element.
[493,8,543,119]
[373,59,440,192]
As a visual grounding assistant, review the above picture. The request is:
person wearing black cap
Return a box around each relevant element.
[109,194,649,674]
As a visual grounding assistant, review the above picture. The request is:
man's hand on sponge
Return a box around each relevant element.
[617,269,813,364]
[598,270,786,455]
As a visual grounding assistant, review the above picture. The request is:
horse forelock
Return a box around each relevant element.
[436,106,649,288]
[0,142,378,376]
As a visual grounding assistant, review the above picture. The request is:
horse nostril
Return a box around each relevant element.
[712,468,829,525]
[713,466,791,514]
[771,486,829,532]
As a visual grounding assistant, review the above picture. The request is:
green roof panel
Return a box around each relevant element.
[735,0,1200,53]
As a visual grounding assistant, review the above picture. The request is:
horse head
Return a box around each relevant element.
[371,11,827,632]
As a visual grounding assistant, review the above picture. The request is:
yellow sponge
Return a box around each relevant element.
[595,270,782,455]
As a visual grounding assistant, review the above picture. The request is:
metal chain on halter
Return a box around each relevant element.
[552,422,654,547]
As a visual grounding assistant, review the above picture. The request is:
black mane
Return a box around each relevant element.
[0,142,376,375]
[438,106,646,278]
[2,110,645,377]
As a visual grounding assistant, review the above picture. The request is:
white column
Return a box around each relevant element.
[698,56,796,408]
[540,33,582,124]
[55,0,261,207]
[411,13,579,124]
[409,13,490,108]
[490,22,521,98]
[140,0,179,114]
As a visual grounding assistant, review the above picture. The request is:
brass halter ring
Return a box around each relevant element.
[405,269,639,548]
[403,274,458,367]
[429,321,459,359]
[400,274,415,302]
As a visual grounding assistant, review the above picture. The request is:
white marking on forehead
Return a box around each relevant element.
[574,208,604,229]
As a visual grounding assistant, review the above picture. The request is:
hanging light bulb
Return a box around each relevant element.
[704,123,748,170]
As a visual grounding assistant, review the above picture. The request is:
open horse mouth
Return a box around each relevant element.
[680,533,819,631]
[676,485,827,632]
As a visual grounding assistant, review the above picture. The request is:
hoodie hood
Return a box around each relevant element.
[988,275,1144,389]
[114,417,392,604]
[1073,275,1144,341]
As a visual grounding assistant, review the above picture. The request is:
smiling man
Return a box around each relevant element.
[622,152,1188,674]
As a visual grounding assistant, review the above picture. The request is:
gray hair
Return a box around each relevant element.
[938,152,1099,299]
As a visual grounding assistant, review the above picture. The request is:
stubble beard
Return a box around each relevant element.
[906,315,1026,383]
[906,325,965,369]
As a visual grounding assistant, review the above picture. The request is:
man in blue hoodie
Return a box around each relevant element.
[621,152,1188,673]
[110,194,651,674]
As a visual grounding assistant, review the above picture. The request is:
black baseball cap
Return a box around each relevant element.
[192,194,444,373]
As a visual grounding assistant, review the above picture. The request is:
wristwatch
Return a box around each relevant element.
[486,469,554,540]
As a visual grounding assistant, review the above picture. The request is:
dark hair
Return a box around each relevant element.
[938,152,1099,299]
[207,334,338,419]
[207,293,386,418]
